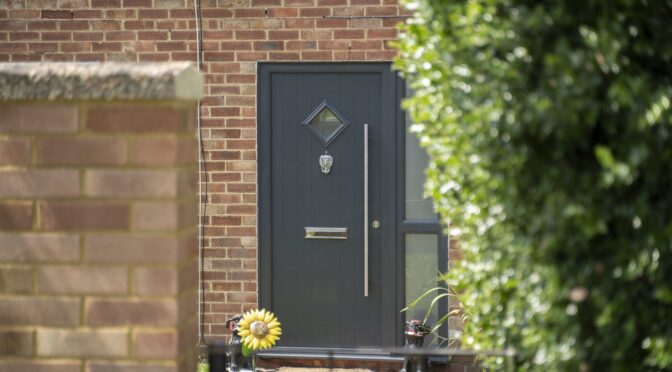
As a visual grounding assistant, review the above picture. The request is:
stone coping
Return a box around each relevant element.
[0,62,203,102]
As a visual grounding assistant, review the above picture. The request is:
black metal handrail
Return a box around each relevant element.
[385,347,517,357]
[208,343,518,372]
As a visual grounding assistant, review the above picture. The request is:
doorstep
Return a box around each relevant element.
[257,347,404,362]
[256,348,403,371]
[259,369,373,372]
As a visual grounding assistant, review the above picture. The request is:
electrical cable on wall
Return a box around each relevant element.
[193,0,207,349]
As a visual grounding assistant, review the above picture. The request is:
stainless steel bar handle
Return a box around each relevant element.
[363,123,369,298]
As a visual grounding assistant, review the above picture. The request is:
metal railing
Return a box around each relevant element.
[208,344,518,372]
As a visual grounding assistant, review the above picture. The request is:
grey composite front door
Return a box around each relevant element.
[259,63,398,349]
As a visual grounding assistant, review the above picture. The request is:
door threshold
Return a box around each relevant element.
[257,347,404,362]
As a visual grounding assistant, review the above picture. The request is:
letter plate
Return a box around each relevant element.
[304,227,348,240]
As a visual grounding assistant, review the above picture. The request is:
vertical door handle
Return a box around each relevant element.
[363,123,369,298]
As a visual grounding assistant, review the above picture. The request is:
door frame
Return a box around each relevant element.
[257,62,403,348]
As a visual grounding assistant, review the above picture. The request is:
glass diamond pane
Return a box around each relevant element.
[309,108,346,142]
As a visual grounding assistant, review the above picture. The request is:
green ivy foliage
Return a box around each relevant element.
[395,0,672,370]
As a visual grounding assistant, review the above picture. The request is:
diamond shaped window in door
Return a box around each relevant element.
[302,100,350,147]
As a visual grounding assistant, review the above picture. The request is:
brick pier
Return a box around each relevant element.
[0,63,202,372]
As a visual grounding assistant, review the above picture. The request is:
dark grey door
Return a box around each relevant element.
[259,64,397,348]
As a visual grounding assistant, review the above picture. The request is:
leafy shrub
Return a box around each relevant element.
[395,0,672,370]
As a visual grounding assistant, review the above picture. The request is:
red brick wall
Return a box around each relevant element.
[0,0,408,340]
[0,101,199,372]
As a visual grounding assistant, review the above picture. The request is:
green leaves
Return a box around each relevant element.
[595,145,633,185]
[396,0,672,370]
[197,362,209,372]
[242,344,251,357]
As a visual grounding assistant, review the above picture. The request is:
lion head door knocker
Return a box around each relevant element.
[319,151,334,174]
[301,100,351,176]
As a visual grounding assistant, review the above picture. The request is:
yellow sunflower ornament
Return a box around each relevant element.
[237,309,282,351]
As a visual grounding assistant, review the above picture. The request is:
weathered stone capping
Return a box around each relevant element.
[0,62,202,372]
[0,62,203,101]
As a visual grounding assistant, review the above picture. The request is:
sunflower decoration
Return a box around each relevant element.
[237,309,282,351]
